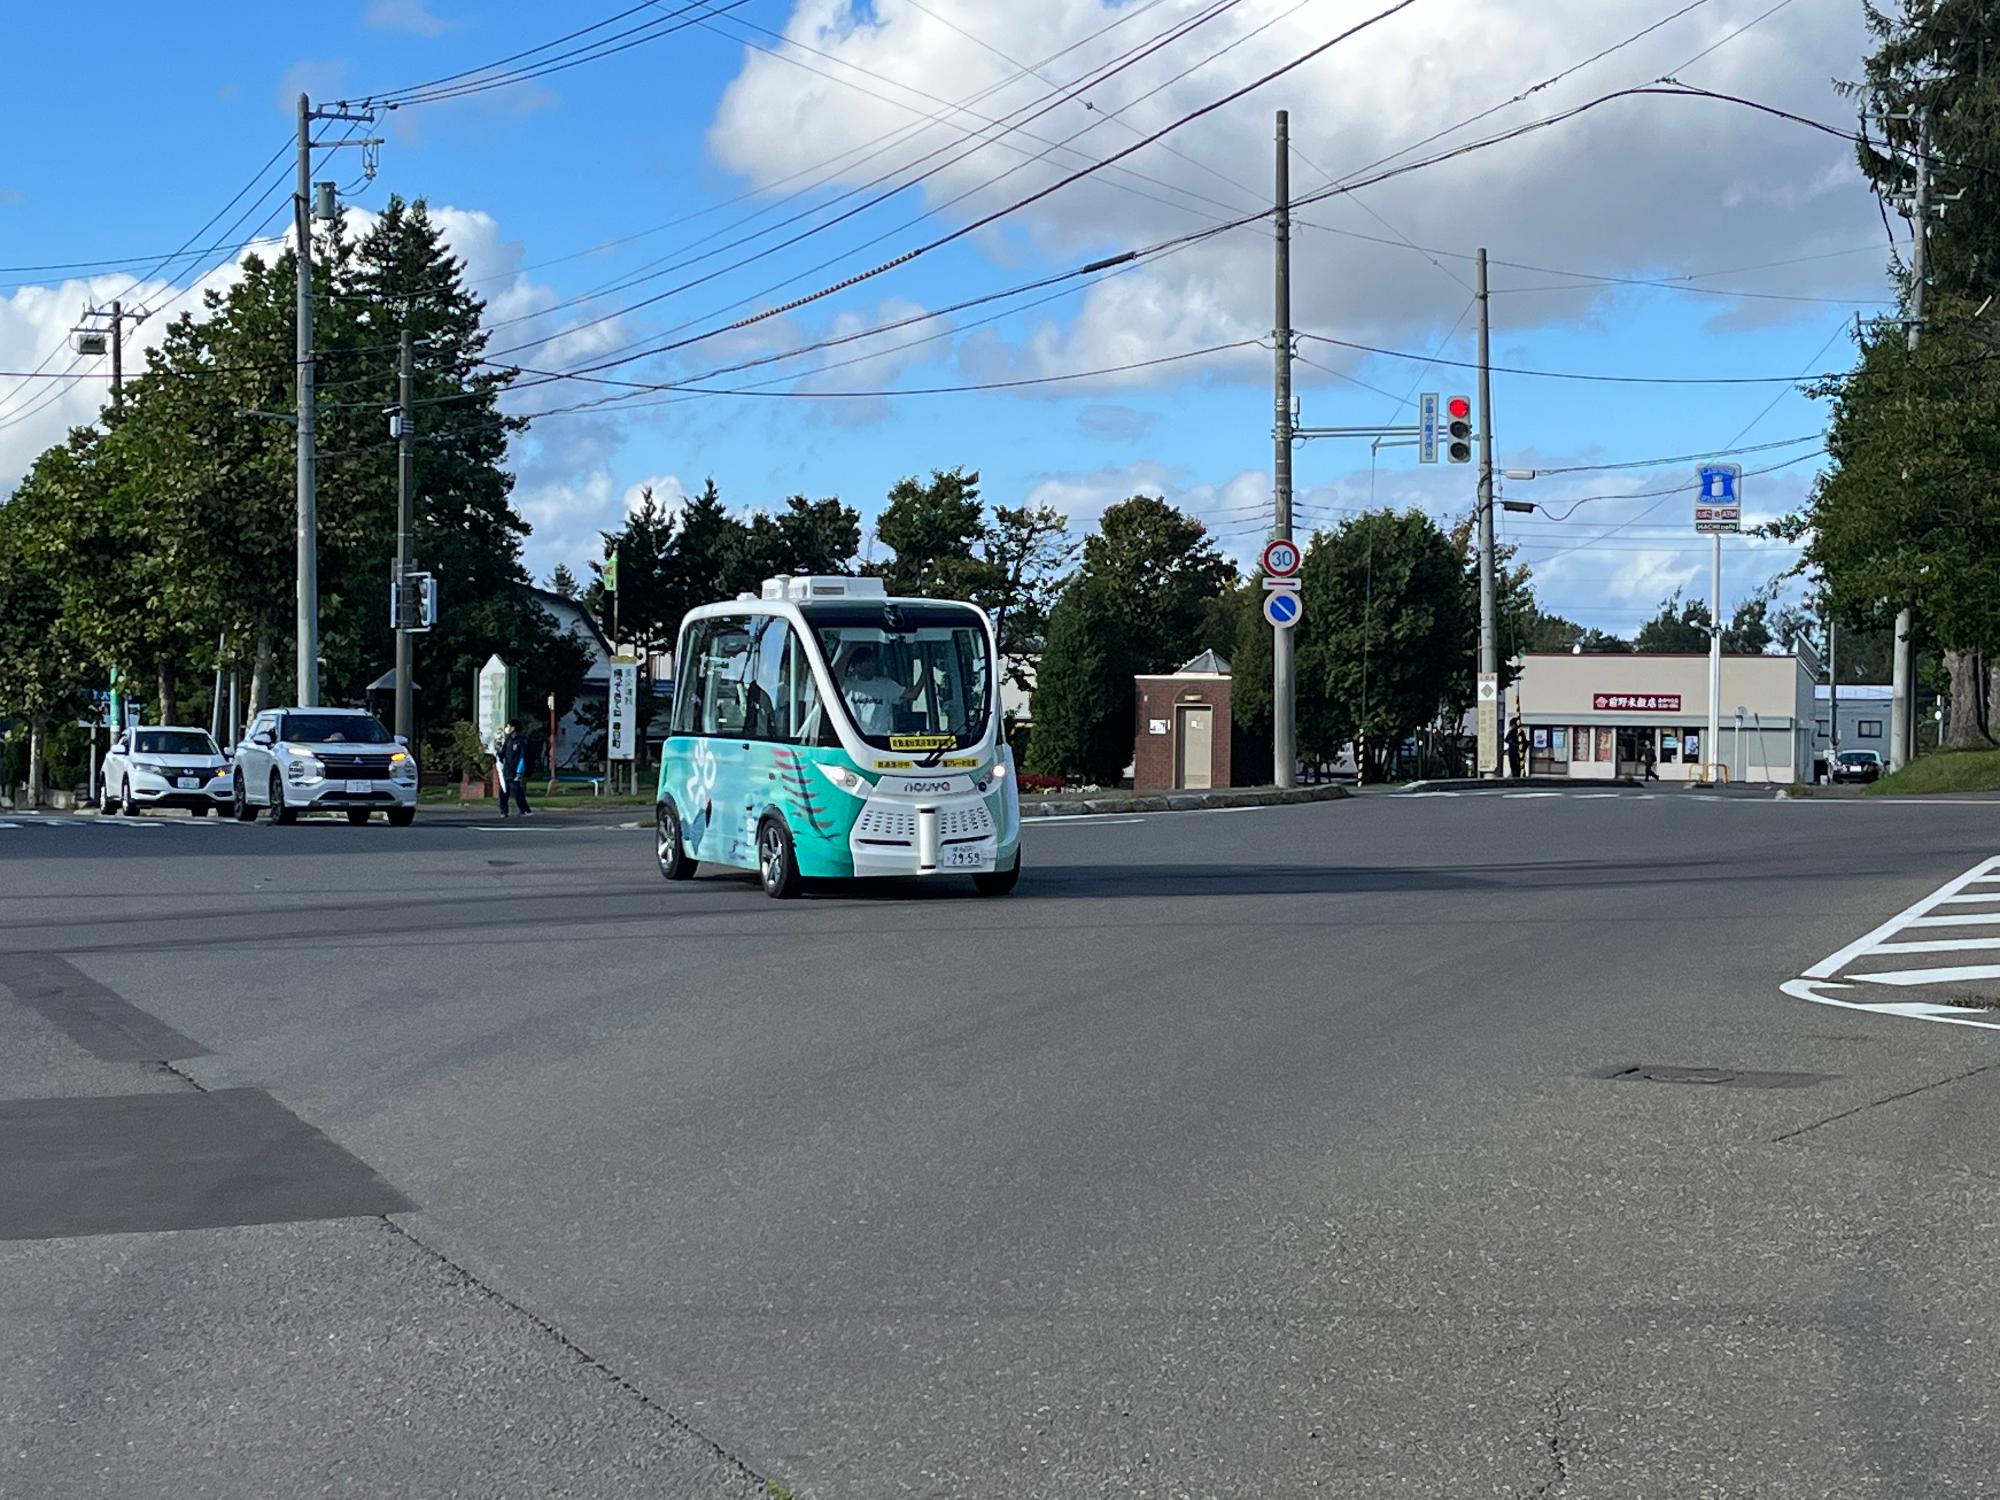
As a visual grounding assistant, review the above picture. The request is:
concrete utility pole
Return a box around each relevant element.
[295,92,320,707]
[109,299,124,407]
[1889,111,1930,773]
[1271,110,1296,790]
[1475,248,1498,775]
[395,327,415,742]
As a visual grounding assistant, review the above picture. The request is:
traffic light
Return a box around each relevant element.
[1445,395,1473,463]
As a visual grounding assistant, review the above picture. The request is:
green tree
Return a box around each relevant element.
[730,493,862,594]
[872,466,1002,600]
[1294,510,1471,780]
[548,563,581,600]
[1027,495,1231,781]
[585,486,681,655]
[982,502,1075,683]
[0,452,92,802]
[1634,592,1712,653]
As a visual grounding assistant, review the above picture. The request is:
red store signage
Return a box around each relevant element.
[1593,692,1682,713]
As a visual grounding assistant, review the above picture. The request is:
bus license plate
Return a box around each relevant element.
[345,779,373,795]
[942,846,986,869]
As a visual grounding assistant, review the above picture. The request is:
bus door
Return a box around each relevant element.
[677,615,756,864]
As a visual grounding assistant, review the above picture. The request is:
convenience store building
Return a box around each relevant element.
[1511,651,1818,785]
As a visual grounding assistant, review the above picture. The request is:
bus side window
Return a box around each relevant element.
[744,615,789,743]
[703,623,753,736]
[670,623,709,735]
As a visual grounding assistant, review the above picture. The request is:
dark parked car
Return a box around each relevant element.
[1831,749,1884,784]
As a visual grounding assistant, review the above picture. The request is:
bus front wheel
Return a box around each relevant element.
[974,849,1021,896]
[757,816,802,899]
[657,801,695,881]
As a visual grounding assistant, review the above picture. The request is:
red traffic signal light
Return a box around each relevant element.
[1445,394,1473,463]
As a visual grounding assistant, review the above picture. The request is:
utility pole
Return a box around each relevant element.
[291,93,379,709]
[109,299,124,407]
[1475,247,1498,775]
[1271,110,1296,790]
[1827,614,1839,778]
[1889,110,1930,774]
[395,327,415,743]
[295,92,319,707]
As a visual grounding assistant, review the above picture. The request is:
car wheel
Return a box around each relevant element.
[757,816,801,899]
[232,775,256,822]
[121,777,141,816]
[101,784,120,816]
[268,772,297,825]
[387,807,416,828]
[657,800,695,881]
[973,848,1022,896]
[346,809,371,825]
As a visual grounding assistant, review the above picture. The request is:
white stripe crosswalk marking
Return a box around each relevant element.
[1803,854,2000,980]
[1930,892,2000,904]
[1904,912,2000,927]
[1849,963,2000,987]
[1869,937,2000,954]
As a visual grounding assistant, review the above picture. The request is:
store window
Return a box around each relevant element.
[1594,726,1614,762]
[1659,729,1679,764]
[1858,720,1883,738]
[1682,729,1701,764]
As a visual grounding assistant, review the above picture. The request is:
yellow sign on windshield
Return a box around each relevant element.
[888,734,958,752]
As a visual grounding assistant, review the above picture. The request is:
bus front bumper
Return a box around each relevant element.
[847,793,1012,877]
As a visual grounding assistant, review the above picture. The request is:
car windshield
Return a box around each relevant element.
[805,602,992,752]
[133,730,217,757]
[281,713,392,745]
[1839,751,1878,766]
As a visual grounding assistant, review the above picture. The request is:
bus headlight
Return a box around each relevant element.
[817,762,872,797]
[991,760,1010,780]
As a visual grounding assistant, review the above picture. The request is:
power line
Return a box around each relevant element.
[1299,331,1856,384]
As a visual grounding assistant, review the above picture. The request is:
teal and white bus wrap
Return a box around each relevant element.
[655,577,1022,898]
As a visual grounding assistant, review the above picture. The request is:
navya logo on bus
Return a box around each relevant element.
[900,778,957,795]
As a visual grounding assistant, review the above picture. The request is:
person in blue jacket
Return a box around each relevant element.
[496,722,532,818]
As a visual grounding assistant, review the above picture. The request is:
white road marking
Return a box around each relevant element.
[1849,963,2000,987]
[1504,792,1563,799]
[1801,855,2000,979]
[1783,853,2000,1032]
[1024,815,1145,826]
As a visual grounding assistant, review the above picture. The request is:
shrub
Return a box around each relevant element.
[1017,773,1067,794]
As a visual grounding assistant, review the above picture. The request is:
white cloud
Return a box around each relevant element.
[365,0,451,37]
[707,0,1885,376]
[623,473,687,517]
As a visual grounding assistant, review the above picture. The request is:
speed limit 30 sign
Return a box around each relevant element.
[1261,538,1302,579]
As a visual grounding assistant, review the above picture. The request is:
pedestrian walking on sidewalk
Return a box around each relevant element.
[1643,741,1659,782]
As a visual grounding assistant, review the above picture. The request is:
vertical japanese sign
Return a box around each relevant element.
[1477,672,1499,775]
[608,656,639,761]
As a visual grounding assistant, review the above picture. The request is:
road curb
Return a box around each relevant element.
[1402,776,1641,793]
[1019,784,1349,819]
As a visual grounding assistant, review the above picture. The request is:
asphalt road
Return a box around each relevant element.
[4,790,1999,1498]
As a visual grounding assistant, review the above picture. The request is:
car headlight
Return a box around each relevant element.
[816,761,872,796]
[286,756,324,783]
[390,752,417,782]
[131,761,169,776]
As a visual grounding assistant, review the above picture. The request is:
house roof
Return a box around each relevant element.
[521,584,612,658]
[1179,648,1232,676]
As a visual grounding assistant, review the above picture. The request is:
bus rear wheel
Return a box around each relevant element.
[657,801,695,881]
[973,849,1021,896]
[757,816,801,899]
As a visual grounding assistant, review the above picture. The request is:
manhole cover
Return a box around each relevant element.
[1593,1064,1831,1089]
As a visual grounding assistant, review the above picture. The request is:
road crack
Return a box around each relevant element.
[377,1215,786,1498]
[1529,1384,1574,1498]
[1774,1060,1998,1143]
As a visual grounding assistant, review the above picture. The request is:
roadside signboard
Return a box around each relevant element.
[1263,589,1302,629]
[1594,692,1681,712]
[1477,672,1499,775]
[607,655,639,761]
[1695,462,1742,534]
[476,654,513,752]
[1261,537,1302,579]
[1418,392,1440,464]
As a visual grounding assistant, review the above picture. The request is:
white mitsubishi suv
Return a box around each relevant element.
[230,707,419,825]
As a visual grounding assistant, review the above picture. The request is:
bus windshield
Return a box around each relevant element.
[805,602,993,752]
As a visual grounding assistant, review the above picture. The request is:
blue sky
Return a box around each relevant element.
[0,0,1898,638]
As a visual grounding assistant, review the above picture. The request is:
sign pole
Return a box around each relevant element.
[1708,529,1721,781]
[1270,110,1296,790]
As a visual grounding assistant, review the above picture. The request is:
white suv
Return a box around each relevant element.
[231,707,419,825]
[101,725,233,816]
